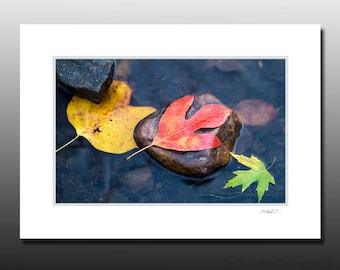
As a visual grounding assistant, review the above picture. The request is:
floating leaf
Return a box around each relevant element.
[224,152,275,202]
[57,81,156,154]
[234,99,278,126]
[127,95,232,159]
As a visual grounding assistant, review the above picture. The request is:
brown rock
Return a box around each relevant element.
[133,94,242,178]
[120,167,153,195]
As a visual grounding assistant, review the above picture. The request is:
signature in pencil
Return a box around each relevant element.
[260,209,280,214]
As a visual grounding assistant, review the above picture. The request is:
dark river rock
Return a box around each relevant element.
[56,59,115,103]
[133,93,242,178]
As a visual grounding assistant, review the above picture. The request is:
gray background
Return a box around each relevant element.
[0,0,335,269]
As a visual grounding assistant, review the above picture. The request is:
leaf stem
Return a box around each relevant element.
[266,156,277,170]
[56,135,79,153]
[126,144,154,160]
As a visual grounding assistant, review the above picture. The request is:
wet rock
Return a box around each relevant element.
[56,59,115,103]
[134,94,242,178]
[120,167,154,195]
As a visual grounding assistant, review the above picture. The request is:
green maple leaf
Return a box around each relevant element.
[224,152,275,203]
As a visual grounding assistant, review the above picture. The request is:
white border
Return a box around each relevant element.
[20,24,321,239]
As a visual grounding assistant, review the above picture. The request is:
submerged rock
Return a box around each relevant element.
[56,59,115,103]
[120,167,154,195]
[133,94,242,178]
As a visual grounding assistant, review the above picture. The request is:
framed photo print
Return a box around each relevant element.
[20,24,321,239]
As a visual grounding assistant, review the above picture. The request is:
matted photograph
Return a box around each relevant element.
[20,24,320,239]
[56,58,286,204]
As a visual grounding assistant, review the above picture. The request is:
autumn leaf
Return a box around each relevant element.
[56,81,156,154]
[234,99,278,126]
[127,95,232,159]
[153,95,232,151]
[224,152,275,202]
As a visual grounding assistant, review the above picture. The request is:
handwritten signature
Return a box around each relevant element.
[260,209,280,214]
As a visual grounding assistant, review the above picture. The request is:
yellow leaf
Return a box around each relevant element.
[64,80,156,154]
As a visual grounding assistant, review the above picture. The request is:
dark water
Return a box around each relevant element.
[56,59,285,203]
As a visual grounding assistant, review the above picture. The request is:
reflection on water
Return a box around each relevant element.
[56,59,285,203]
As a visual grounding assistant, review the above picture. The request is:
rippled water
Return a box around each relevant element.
[56,59,285,203]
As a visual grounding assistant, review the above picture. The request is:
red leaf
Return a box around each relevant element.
[152,96,232,151]
[126,95,232,160]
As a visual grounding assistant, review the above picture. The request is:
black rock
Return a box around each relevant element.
[133,94,242,178]
[56,59,115,103]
